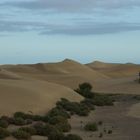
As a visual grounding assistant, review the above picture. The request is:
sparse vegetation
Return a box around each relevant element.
[64,134,83,140]
[12,129,31,140]
[19,127,36,135]
[0,119,9,128]
[75,83,95,98]
[0,127,10,139]
[99,132,103,138]
[55,122,71,132]
[75,83,114,106]
[48,130,65,140]
[84,122,98,132]
[98,121,103,126]
[56,98,90,116]
[108,130,113,134]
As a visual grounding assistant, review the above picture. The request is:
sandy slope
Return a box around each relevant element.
[0,79,83,116]
[2,59,109,89]
[1,59,140,116]
[87,61,140,78]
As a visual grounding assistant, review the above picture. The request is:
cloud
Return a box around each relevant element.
[1,19,140,35]
[1,0,140,13]
[41,22,140,35]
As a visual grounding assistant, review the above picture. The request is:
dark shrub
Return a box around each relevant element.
[56,98,90,116]
[108,130,112,134]
[32,115,44,121]
[98,121,103,126]
[25,119,33,125]
[0,119,9,128]
[0,116,15,124]
[55,122,71,132]
[0,127,10,139]
[13,117,26,126]
[64,134,83,140]
[33,122,54,136]
[99,132,103,138]
[14,112,44,122]
[75,83,94,99]
[47,107,70,120]
[12,130,31,140]
[93,94,114,106]
[80,99,95,110]
[19,127,36,135]
[48,130,65,140]
[14,112,26,119]
[48,116,67,125]
[84,122,98,132]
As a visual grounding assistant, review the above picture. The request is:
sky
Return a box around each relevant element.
[0,0,140,64]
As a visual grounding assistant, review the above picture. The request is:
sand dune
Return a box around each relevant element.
[1,59,140,116]
[0,68,21,80]
[0,79,83,116]
[2,59,109,89]
[87,61,140,78]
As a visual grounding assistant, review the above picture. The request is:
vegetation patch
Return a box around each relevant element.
[12,129,31,140]
[0,127,10,139]
[84,122,98,132]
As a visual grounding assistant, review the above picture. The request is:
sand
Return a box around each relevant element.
[0,59,140,115]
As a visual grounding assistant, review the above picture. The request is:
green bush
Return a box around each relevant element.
[47,107,70,120]
[0,127,10,139]
[48,130,65,140]
[33,122,55,136]
[0,119,9,128]
[19,127,36,135]
[13,117,26,126]
[93,94,114,106]
[64,134,83,140]
[84,122,98,132]
[56,98,90,116]
[55,122,71,132]
[14,112,26,119]
[75,83,94,98]
[48,116,67,125]
[80,99,95,110]
[12,130,31,140]
[108,130,112,134]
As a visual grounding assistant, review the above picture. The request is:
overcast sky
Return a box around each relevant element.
[0,0,140,64]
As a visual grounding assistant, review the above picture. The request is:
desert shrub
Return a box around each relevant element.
[19,127,36,135]
[32,115,44,121]
[0,127,10,139]
[98,121,103,126]
[80,99,95,110]
[25,119,33,125]
[13,117,26,126]
[56,98,90,116]
[33,122,55,136]
[0,119,9,128]
[64,134,83,140]
[47,107,70,120]
[48,130,65,140]
[55,122,71,132]
[84,122,98,132]
[12,130,31,140]
[108,130,112,134]
[99,132,103,138]
[0,116,15,125]
[48,116,67,125]
[75,83,94,99]
[93,94,114,106]
[14,112,26,119]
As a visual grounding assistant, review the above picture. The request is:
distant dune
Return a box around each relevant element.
[87,61,140,78]
[1,59,140,115]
